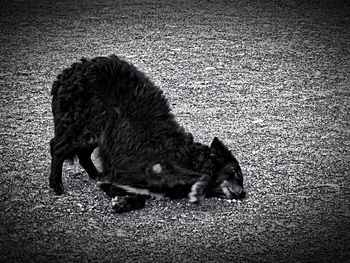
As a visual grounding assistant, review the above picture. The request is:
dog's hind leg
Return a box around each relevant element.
[76,147,101,179]
[49,140,65,195]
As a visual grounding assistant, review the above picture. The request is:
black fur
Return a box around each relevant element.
[50,55,245,212]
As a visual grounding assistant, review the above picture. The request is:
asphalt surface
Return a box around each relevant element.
[0,0,349,262]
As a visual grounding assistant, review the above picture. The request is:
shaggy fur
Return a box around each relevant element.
[50,55,245,212]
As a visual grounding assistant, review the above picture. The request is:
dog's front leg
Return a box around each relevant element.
[188,174,211,203]
[147,162,212,203]
[110,195,147,213]
[97,181,148,213]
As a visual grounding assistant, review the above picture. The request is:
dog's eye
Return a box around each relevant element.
[234,170,243,181]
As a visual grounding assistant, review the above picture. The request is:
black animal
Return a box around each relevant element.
[50,55,246,212]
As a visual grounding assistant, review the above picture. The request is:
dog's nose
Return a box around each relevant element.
[231,186,246,199]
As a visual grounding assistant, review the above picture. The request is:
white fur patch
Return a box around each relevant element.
[113,107,121,115]
[188,181,206,203]
[220,180,233,199]
[152,163,163,174]
[111,196,121,207]
[115,184,166,200]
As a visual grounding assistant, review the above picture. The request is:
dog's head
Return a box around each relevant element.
[207,137,246,199]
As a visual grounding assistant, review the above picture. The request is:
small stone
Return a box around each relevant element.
[314,71,321,77]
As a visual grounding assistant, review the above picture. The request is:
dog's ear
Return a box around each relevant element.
[210,137,233,161]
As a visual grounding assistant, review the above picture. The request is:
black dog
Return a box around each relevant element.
[50,55,246,212]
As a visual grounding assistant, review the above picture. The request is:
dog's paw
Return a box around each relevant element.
[111,196,129,213]
[188,180,208,204]
[111,196,146,213]
[49,180,64,195]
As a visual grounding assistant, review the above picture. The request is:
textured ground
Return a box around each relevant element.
[0,0,349,262]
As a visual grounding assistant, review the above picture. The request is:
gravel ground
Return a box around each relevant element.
[1,0,349,262]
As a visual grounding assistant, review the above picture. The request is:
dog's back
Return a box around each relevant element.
[49,55,191,194]
[51,55,171,155]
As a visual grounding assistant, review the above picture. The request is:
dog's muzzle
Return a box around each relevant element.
[220,180,246,199]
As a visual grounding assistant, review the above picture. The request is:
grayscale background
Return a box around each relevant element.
[1,0,349,262]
